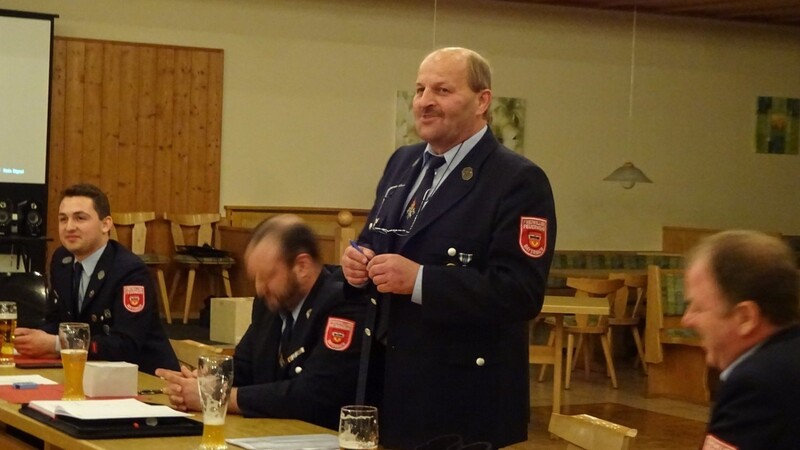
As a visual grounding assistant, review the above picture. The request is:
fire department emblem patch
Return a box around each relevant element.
[123,285,145,313]
[519,216,547,258]
[324,317,355,351]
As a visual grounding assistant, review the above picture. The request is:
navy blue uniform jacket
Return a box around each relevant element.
[234,266,366,430]
[44,240,179,375]
[356,129,557,449]
[705,324,800,449]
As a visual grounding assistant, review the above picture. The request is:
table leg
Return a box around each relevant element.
[552,314,564,415]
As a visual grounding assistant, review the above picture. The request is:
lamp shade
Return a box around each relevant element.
[603,162,652,189]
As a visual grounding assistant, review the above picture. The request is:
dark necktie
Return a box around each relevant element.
[280,313,294,361]
[72,262,83,312]
[402,154,446,228]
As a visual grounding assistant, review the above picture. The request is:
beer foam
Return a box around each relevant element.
[61,349,88,355]
[0,314,16,320]
[203,414,226,426]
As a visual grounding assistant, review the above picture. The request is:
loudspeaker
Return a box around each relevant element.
[0,199,12,236]
[18,200,43,237]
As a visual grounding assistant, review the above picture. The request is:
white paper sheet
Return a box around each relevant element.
[0,375,58,385]
[227,434,339,450]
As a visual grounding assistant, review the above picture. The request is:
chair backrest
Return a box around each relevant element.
[169,338,223,370]
[566,277,624,328]
[549,413,637,450]
[163,213,222,248]
[608,273,647,319]
[110,211,157,255]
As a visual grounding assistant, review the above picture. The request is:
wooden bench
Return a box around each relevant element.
[644,265,716,404]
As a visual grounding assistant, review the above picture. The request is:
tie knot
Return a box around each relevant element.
[74,262,83,273]
[426,154,446,172]
[283,313,294,329]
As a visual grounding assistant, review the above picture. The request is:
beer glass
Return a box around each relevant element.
[339,405,379,450]
[0,302,17,368]
[197,354,234,450]
[58,322,90,400]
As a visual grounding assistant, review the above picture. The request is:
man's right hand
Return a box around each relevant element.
[341,245,375,287]
[156,366,200,411]
[13,328,58,359]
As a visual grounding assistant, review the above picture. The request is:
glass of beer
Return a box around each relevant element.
[197,354,234,450]
[339,405,379,450]
[58,322,90,400]
[0,302,17,368]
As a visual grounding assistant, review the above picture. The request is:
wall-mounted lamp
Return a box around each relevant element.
[604,162,652,189]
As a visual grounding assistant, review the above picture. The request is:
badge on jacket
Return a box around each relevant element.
[519,216,547,258]
[324,317,355,351]
[123,286,145,313]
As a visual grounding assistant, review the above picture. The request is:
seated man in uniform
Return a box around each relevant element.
[682,230,800,449]
[156,215,366,430]
[14,183,179,375]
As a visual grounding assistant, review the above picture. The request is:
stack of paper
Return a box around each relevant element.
[28,398,191,420]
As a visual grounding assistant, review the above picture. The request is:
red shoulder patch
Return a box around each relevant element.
[324,317,355,351]
[519,216,547,258]
[123,285,145,313]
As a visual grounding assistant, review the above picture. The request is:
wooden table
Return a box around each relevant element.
[530,295,610,416]
[0,367,333,450]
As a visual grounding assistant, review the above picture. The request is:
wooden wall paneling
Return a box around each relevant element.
[171,49,192,213]
[153,48,175,256]
[47,39,67,257]
[63,40,86,195]
[206,52,223,213]
[81,41,103,187]
[136,46,157,211]
[100,43,121,203]
[116,44,139,209]
[47,37,224,318]
[188,51,209,213]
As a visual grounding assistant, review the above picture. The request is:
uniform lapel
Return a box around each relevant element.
[56,253,77,318]
[370,153,424,253]
[399,134,496,246]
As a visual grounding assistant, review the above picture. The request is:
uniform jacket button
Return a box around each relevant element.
[448,247,457,256]
[294,366,303,374]
[475,357,485,367]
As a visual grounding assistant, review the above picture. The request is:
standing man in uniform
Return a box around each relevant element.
[14,183,178,375]
[681,230,800,449]
[157,215,366,430]
[341,47,557,449]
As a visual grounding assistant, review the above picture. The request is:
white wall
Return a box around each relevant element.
[2,0,799,250]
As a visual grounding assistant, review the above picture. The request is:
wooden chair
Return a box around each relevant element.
[607,273,648,375]
[548,413,637,450]
[169,338,225,370]
[564,277,624,389]
[110,211,173,323]
[164,213,234,324]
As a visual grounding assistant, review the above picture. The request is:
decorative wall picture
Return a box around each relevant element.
[395,91,526,152]
[755,96,799,155]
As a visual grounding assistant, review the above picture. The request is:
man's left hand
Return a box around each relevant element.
[367,253,420,294]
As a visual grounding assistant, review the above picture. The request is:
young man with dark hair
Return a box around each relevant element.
[14,183,178,375]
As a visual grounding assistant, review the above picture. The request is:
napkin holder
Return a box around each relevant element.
[83,361,138,397]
